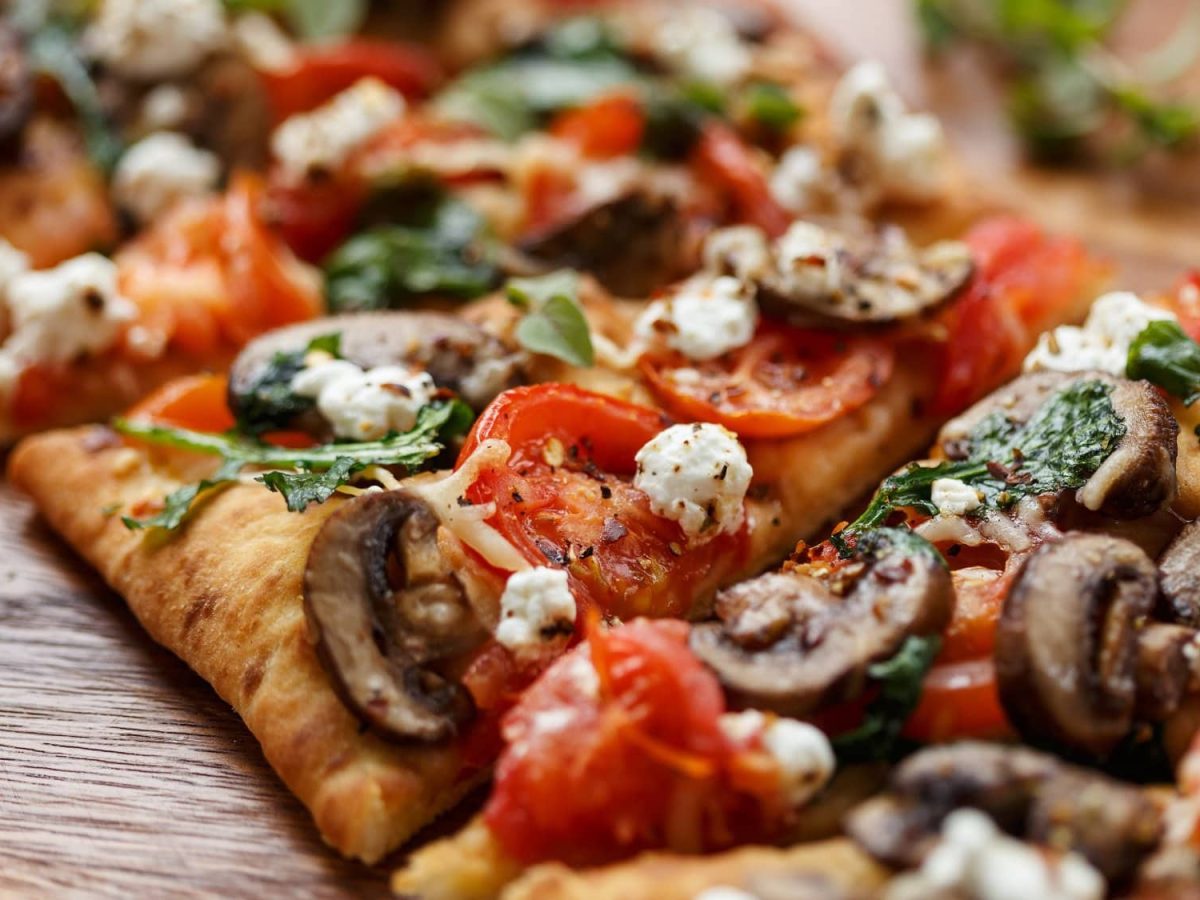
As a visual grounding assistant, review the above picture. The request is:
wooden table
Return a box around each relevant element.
[2,3,1197,896]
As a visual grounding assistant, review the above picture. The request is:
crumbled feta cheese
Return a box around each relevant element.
[231,12,296,73]
[1024,291,1176,376]
[0,253,136,393]
[271,78,405,181]
[718,709,835,808]
[495,566,577,664]
[693,888,758,900]
[634,423,753,541]
[112,132,220,225]
[140,85,192,131]
[635,275,759,362]
[702,226,773,283]
[830,61,949,204]
[651,8,750,87]
[86,0,227,81]
[931,477,983,517]
[0,240,29,298]
[292,359,436,441]
[772,221,844,297]
[886,809,1105,900]
[770,146,827,213]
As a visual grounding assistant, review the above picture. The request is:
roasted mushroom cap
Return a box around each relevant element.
[1157,519,1200,627]
[937,371,1178,520]
[996,532,1158,757]
[690,529,952,716]
[517,192,694,298]
[230,309,524,417]
[846,741,1161,882]
[0,24,32,159]
[753,223,974,327]
[303,490,485,742]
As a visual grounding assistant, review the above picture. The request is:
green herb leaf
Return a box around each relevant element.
[506,271,594,367]
[832,634,942,761]
[221,0,366,39]
[742,81,802,131]
[231,333,342,435]
[323,194,499,312]
[257,457,359,512]
[834,378,1125,553]
[1128,319,1200,405]
[122,459,242,531]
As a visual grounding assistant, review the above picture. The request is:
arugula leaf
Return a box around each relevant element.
[834,378,1125,553]
[832,634,942,761]
[221,0,366,39]
[232,333,342,435]
[323,195,499,312]
[122,460,242,530]
[742,81,802,132]
[1128,319,1200,405]
[26,23,122,173]
[257,457,358,512]
[506,271,594,367]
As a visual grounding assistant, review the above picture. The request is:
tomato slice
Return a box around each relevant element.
[484,619,785,866]
[264,174,365,263]
[458,385,747,619]
[902,657,1014,743]
[549,93,646,159]
[638,323,896,439]
[691,122,790,237]
[126,373,235,433]
[1170,270,1200,342]
[260,39,442,121]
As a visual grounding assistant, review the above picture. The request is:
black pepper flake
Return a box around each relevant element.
[535,537,568,566]
[511,490,523,503]
[580,545,595,559]
[716,464,728,481]
[456,495,472,507]
[600,485,613,500]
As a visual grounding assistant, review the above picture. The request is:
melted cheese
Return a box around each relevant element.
[408,439,530,573]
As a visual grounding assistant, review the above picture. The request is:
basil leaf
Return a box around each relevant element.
[122,459,242,531]
[231,332,342,435]
[742,81,802,131]
[257,457,359,512]
[832,634,941,762]
[1128,319,1200,405]
[506,271,594,367]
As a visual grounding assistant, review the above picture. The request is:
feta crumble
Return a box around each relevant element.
[693,889,758,900]
[718,709,835,808]
[1024,291,1176,376]
[112,132,220,226]
[0,240,29,298]
[291,359,436,441]
[931,478,983,517]
[769,146,827,213]
[650,8,750,88]
[886,809,1105,900]
[271,78,405,181]
[0,253,137,393]
[830,60,949,204]
[86,0,227,81]
[634,275,759,362]
[495,566,577,664]
[772,221,845,297]
[634,423,753,541]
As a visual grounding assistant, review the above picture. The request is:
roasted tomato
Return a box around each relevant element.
[1169,270,1200,341]
[457,384,748,620]
[260,39,441,121]
[264,175,365,263]
[126,373,235,432]
[484,619,791,866]
[903,657,1013,743]
[691,122,790,237]
[638,323,895,439]
[549,93,646,159]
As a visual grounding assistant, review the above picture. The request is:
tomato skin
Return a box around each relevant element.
[691,123,791,237]
[126,373,235,433]
[638,324,896,439]
[1170,270,1200,341]
[903,657,1014,743]
[485,620,784,866]
[550,93,646,159]
[264,174,365,263]
[260,40,441,121]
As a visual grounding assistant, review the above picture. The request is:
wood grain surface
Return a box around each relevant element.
[1,2,1196,897]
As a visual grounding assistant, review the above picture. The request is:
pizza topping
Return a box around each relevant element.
[634,274,759,362]
[717,709,834,808]
[271,77,405,182]
[829,60,950,205]
[303,489,484,742]
[291,357,437,442]
[995,533,1166,757]
[1157,520,1200,628]
[930,477,983,517]
[644,7,751,88]
[768,146,828,214]
[494,567,577,665]
[84,0,228,82]
[0,253,136,395]
[691,528,952,717]
[633,422,753,542]
[505,271,594,368]
[111,132,221,226]
[0,22,32,156]
[1025,291,1177,376]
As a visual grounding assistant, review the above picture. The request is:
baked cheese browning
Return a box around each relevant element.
[7,428,484,863]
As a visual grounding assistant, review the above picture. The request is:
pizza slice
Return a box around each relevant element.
[392,279,1200,897]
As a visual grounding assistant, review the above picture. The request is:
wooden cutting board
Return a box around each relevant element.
[1,2,1196,896]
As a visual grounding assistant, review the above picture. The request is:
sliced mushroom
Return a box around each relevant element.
[0,24,32,159]
[1134,623,1197,722]
[690,528,952,716]
[846,741,1161,882]
[517,191,695,297]
[1158,519,1200,627]
[303,490,486,742]
[936,371,1178,520]
[996,532,1159,757]
[756,223,974,327]
[229,310,525,429]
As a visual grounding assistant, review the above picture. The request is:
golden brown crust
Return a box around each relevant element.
[8,428,481,863]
